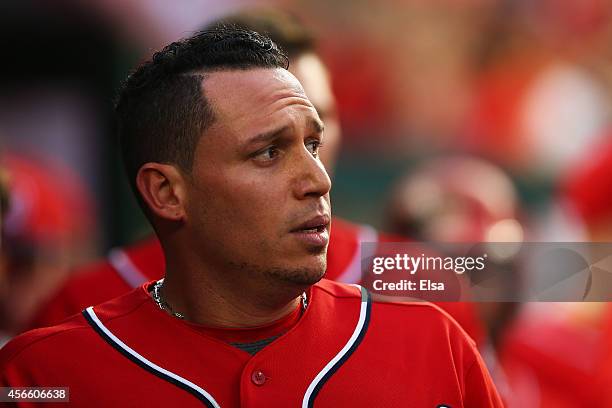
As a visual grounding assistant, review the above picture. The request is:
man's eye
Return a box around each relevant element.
[305,140,322,157]
[255,146,279,161]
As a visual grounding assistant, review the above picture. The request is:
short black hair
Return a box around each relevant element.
[115,26,289,195]
[206,9,316,59]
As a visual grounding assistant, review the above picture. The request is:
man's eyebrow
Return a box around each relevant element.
[247,125,291,147]
[309,118,325,134]
[246,119,325,148]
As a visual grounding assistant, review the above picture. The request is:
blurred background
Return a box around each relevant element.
[1,0,612,406]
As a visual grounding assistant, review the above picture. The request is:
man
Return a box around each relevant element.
[26,10,357,329]
[28,11,483,346]
[0,27,501,406]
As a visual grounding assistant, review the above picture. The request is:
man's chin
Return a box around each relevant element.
[264,262,326,287]
[229,255,327,287]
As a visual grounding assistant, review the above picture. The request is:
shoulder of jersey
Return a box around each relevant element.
[316,279,475,344]
[0,284,150,364]
[316,279,458,316]
[314,278,363,299]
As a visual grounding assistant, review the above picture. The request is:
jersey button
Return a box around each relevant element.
[251,370,267,386]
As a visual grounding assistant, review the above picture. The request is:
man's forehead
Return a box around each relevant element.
[203,68,307,105]
[201,67,318,140]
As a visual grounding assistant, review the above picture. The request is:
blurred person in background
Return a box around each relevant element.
[461,4,612,402]
[562,135,612,242]
[0,2,126,342]
[384,149,612,407]
[385,155,528,405]
[386,156,523,246]
[0,152,95,342]
[386,155,524,343]
[499,135,612,407]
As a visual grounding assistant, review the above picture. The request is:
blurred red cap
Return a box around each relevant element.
[2,152,94,246]
[562,136,612,224]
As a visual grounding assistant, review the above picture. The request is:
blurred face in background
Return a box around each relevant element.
[290,53,341,176]
[0,155,94,334]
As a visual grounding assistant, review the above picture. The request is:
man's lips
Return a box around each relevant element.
[289,214,330,249]
[290,214,331,234]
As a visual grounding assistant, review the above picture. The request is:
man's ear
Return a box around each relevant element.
[136,163,187,222]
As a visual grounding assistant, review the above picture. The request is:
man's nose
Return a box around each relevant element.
[293,150,332,200]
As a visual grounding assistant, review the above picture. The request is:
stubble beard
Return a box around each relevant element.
[264,264,326,286]
[229,257,327,288]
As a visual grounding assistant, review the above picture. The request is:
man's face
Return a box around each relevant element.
[290,53,341,175]
[184,68,331,287]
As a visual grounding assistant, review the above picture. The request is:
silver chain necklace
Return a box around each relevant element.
[152,279,185,319]
[151,278,308,320]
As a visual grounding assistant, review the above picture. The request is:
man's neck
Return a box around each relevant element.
[158,269,305,328]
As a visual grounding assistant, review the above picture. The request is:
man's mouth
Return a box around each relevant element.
[290,215,331,249]
[290,215,330,234]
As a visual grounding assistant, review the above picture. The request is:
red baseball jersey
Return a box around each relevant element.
[28,218,485,345]
[2,280,501,407]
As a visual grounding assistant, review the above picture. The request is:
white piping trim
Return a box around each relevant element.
[108,248,149,289]
[84,306,221,408]
[302,285,368,407]
[336,224,378,284]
